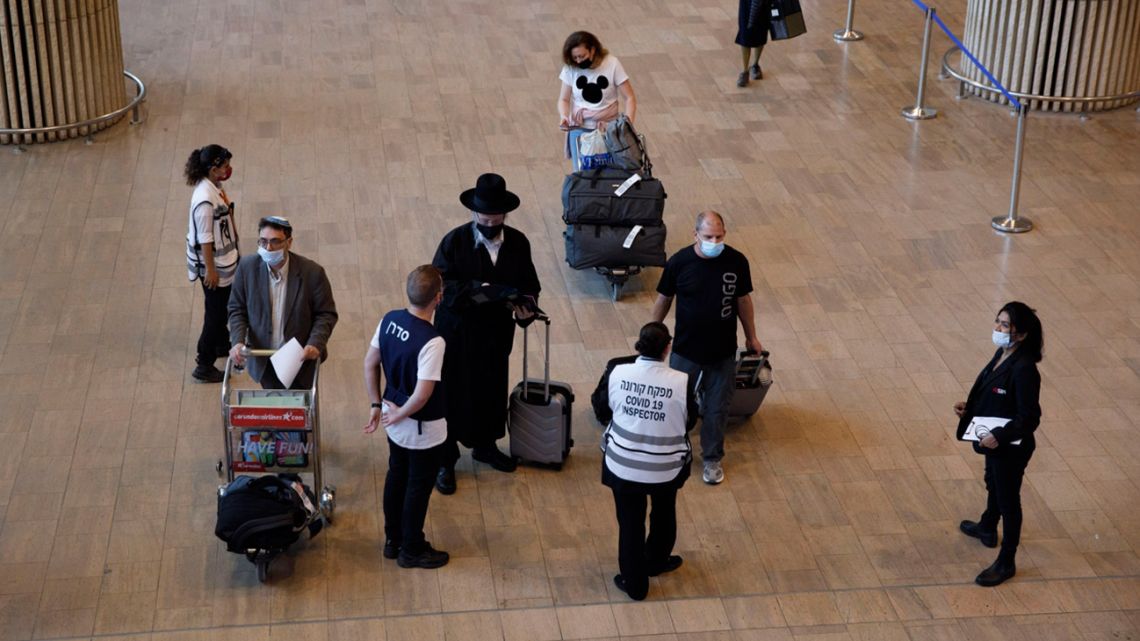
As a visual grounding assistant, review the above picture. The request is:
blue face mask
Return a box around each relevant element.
[992,330,1012,348]
[699,239,725,258]
[258,246,285,266]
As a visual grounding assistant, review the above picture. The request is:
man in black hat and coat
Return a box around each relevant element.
[431,173,542,494]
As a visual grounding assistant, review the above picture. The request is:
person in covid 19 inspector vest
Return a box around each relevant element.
[602,322,698,601]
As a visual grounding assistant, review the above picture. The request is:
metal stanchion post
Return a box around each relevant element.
[992,105,1033,233]
[901,7,939,120]
[834,0,864,41]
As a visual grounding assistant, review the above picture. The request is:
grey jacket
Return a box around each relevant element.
[228,252,338,387]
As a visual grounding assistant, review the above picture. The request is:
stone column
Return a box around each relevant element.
[0,0,129,143]
[961,0,1140,112]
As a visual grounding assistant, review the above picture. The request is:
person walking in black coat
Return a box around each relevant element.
[735,0,770,86]
[955,301,1043,587]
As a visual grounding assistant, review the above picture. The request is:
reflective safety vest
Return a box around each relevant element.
[603,357,691,484]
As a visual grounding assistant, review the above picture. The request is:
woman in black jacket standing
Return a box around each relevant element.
[955,301,1043,587]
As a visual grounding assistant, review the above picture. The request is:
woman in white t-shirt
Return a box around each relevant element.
[557,31,637,170]
[184,144,239,383]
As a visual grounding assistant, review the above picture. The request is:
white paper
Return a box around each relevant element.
[964,416,1021,445]
[270,338,306,389]
[622,225,643,249]
[614,173,642,196]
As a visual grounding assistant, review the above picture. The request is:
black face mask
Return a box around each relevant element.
[576,58,592,69]
[476,223,503,239]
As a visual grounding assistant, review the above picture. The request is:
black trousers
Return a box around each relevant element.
[384,439,442,554]
[612,484,679,600]
[197,282,231,366]
[978,451,1032,560]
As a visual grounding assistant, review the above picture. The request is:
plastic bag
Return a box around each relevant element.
[577,129,612,170]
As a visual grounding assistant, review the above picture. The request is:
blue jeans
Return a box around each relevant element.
[670,352,736,463]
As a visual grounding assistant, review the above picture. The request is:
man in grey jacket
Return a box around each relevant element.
[228,216,338,389]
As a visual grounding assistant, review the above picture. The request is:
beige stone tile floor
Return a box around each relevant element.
[0,0,1138,638]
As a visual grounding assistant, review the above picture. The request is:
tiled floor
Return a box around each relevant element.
[1,0,1138,638]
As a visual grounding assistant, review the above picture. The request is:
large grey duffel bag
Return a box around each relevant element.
[563,223,667,270]
[562,168,666,227]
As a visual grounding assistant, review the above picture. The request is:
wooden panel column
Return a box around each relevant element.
[962,0,1140,112]
[0,0,128,143]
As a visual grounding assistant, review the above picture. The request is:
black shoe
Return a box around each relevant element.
[397,543,449,569]
[472,446,517,473]
[436,467,456,495]
[383,539,400,560]
[613,574,646,601]
[960,520,998,548]
[750,64,763,80]
[975,559,1016,587]
[736,71,749,87]
[647,555,683,577]
[192,364,224,383]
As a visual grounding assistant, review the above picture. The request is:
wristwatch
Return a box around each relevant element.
[371,402,383,409]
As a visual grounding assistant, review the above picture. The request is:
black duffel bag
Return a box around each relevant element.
[215,473,321,554]
[564,223,667,270]
[562,168,666,227]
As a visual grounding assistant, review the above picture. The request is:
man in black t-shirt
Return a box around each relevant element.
[651,211,762,485]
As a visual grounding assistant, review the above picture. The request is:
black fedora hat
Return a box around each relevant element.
[459,173,520,215]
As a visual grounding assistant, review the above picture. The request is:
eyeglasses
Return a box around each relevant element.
[257,237,287,249]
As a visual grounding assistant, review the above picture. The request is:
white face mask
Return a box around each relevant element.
[258,246,285,266]
[992,330,1012,348]
[699,239,725,258]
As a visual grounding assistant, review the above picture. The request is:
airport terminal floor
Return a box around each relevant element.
[1,0,1139,638]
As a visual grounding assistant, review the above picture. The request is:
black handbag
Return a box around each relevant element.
[769,0,807,40]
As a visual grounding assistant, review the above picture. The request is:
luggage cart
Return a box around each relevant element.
[216,348,335,581]
[595,265,641,301]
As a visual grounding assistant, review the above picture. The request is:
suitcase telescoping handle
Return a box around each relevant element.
[739,349,771,386]
[522,314,552,404]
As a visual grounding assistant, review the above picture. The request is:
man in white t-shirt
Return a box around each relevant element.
[363,265,450,569]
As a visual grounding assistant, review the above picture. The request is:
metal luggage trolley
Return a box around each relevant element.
[216,348,336,580]
[595,265,641,301]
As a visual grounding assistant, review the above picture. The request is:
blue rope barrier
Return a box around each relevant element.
[908,0,1023,110]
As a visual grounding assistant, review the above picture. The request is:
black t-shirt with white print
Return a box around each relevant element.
[656,245,753,364]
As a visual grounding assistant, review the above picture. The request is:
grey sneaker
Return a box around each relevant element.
[702,460,724,485]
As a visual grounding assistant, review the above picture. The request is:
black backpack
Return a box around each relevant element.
[215,474,322,554]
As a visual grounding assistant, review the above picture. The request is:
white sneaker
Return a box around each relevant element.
[702,460,724,485]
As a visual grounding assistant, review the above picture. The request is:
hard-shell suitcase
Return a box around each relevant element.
[508,315,575,468]
[562,168,666,227]
[728,350,773,421]
[564,223,667,270]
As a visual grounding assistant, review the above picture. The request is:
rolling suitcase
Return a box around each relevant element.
[728,350,773,421]
[508,315,575,468]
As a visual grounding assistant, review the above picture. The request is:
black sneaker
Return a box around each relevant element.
[736,71,749,88]
[472,446,517,473]
[750,64,763,80]
[383,539,400,560]
[397,543,449,569]
[647,555,683,576]
[959,520,998,548]
[436,467,456,495]
[192,364,224,383]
